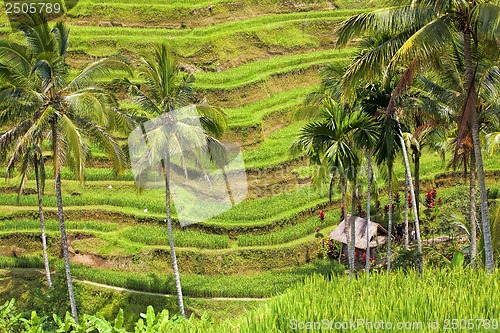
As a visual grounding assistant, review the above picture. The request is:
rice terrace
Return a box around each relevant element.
[0,0,499,332]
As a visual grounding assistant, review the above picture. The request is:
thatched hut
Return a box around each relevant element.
[329,215,388,252]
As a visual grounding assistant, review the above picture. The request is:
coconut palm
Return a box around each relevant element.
[412,43,500,268]
[129,44,226,318]
[292,98,378,275]
[336,0,500,272]
[0,15,131,320]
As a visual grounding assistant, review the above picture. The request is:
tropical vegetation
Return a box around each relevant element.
[0,0,498,331]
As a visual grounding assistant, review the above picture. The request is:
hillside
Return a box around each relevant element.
[0,0,499,330]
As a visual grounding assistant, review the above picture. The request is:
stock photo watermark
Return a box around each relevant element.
[289,318,499,331]
[3,0,78,30]
[128,105,248,227]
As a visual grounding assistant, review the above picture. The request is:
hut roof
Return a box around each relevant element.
[329,215,388,250]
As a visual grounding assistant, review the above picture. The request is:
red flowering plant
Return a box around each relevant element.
[394,192,401,204]
[423,188,442,235]
[356,204,362,216]
[425,189,440,209]
[362,253,374,263]
[319,210,325,221]
[318,237,342,260]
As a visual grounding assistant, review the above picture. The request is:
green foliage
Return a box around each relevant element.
[392,247,423,273]
[0,299,23,332]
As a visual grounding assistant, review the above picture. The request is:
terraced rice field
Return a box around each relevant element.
[1,0,499,328]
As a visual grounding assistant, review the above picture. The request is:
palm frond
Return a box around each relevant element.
[485,132,500,157]
[58,113,88,182]
[18,15,56,57]
[386,60,417,118]
[75,116,127,175]
[51,21,69,56]
[129,85,161,116]
[340,31,414,103]
[473,3,500,41]
[0,41,32,75]
[32,59,53,93]
[336,5,435,47]
[66,58,132,92]
[0,119,32,152]
[196,105,227,138]
[390,15,454,70]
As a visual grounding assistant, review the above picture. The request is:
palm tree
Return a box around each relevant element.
[357,84,387,274]
[413,42,500,268]
[128,44,226,318]
[336,0,500,272]
[292,98,378,275]
[375,115,401,273]
[0,15,131,320]
[0,130,52,288]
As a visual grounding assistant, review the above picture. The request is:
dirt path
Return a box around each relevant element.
[75,279,271,302]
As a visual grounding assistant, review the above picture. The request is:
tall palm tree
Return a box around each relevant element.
[129,44,226,318]
[375,115,401,273]
[336,0,500,272]
[292,98,378,275]
[0,129,52,288]
[0,15,131,320]
[414,41,500,268]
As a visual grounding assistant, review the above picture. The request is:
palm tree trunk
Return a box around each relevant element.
[34,156,52,289]
[341,177,347,264]
[348,184,357,277]
[222,168,235,207]
[329,175,334,204]
[387,165,393,273]
[404,170,409,250]
[414,149,420,218]
[365,150,372,274]
[469,150,477,270]
[163,156,186,318]
[52,122,78,321]
[464,31,494,272]
[398,124,423,272]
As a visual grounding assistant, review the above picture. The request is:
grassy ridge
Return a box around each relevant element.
[0,219,118,233]
[242,121,307,169]
[0,179,332,227]
[223,85,319,128]
[237,214,337,246]
[195,49,354,90]
[1,9,363,57]
[118,225,230,249]
[0,257,343,298]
